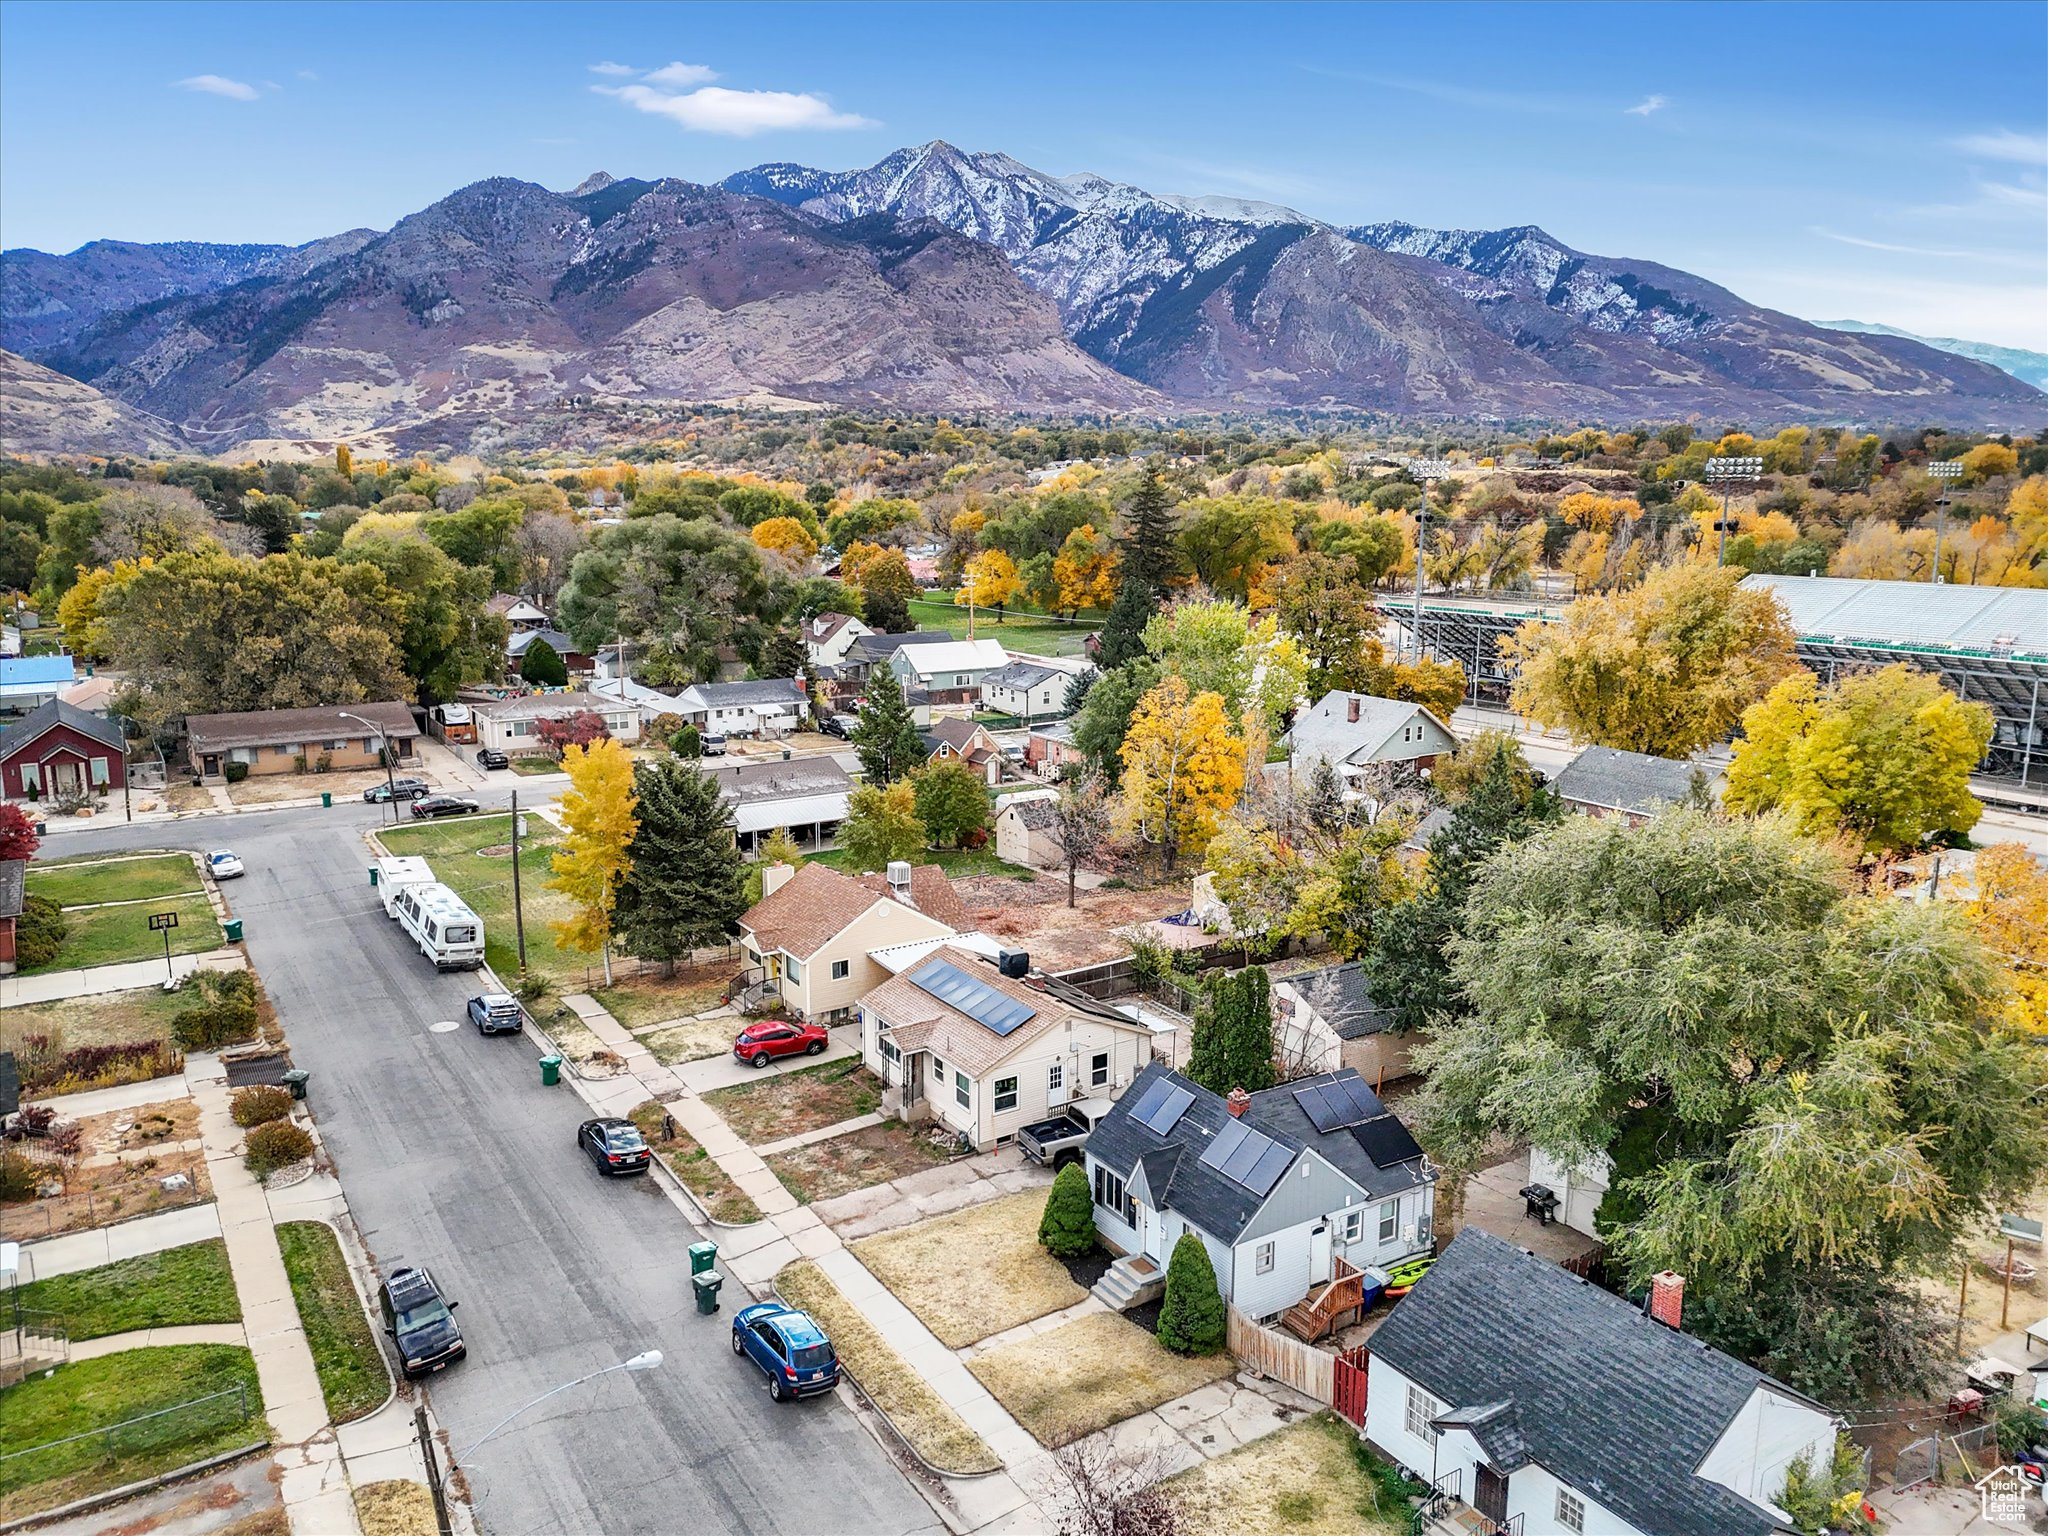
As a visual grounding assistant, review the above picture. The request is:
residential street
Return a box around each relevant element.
[46,800,941,1536]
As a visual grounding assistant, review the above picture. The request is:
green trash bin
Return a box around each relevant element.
[282,1069,310,1101]
[321,791,332,808]
[692,1270,723,1314]
[688,1241,718,1276]
[539,1054,563,1087]
[223,917,244,942]
[368,865,380,887]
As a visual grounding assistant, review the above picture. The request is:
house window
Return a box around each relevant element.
[90,757,110,787]
[783,955,804,984]
[931,1055,945,1084]
[1093,1166,1135,1226]
[1378,1199,1399,1242]
[1405,1385,1441,1445]
[1254,1242,1275,1275]
[831,959,850,980]
[954,1071,969,1109]
[880,1038,900,1066]
[281,743,301,755]
[1555,1491,1585,1533]
[1341,1210,1363,1243]
[954,674,968,687]
[994,1076,1018,1112]
[19,763,38,791]
[328,739,348,751]
[1090,1051,1109,1087]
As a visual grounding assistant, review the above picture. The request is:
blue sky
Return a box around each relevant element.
[4,0,2043,349]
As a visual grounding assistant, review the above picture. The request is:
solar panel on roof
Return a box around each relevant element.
[1293,1076,1384,1133]
[1128,1077,1173,1125]
[1351,1115,1425,1169]
[908,959,1037,1036]
[1139,1084,1194,1135]
[1200,1118,1292,1197]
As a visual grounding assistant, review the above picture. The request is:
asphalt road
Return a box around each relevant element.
[53,800,939,1536]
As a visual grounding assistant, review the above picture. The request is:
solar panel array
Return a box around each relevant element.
[908,959,1038,1036]
[1352,1115,1425,1169]
[1200,1117,1293,1196]
[1292,1076,1384,1134]
[1129,1077,1194,1136]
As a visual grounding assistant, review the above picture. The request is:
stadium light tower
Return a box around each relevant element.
[1408,459,1456,662]
[1704,456,1763,567]
[1928,460,1964,583]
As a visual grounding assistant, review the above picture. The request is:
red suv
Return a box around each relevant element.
[734,1020,830,1068]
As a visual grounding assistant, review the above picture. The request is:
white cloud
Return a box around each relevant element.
[1808,226,2038,269]
[1953,129,2048,166]
[596,82,874,137]
[296,69,319,81]
[643,61,719,87]
[1624,94,1667,117]
[588,61,637,76]
[173,74,260,101]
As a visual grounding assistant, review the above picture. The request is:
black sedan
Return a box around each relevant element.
[364,777,430,803]
[409,795,480,819]
[578,1117,652,1177]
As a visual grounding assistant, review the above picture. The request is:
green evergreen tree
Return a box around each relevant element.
[1156,1232,1225,1354]
[1095,578,1153,670]
[614,759,749,970]
[851,665,927,784]
[1120,468,1181,596]
[763,627,806,681]
[1302,756,1347,836]
[1038,1162,1097,1258]
[671,723,702,758]
[1186,967,1275,1095]
[913,760,992,848]
[519,637,568,687]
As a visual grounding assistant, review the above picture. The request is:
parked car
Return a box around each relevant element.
[577,1117,651,1176]
[364,777,430,803]
[409,795,480,820]
[467,993,523,1035]
[205,849,245,880]
[731,1302,839,1401]
[1017,1098,1116,1169]
[700,732,729,756]
[824,714,860,739]
[1001,744,1026,764]
[378,1265,464,1377]
[733,1020,830,1069]
[475,748,509,770]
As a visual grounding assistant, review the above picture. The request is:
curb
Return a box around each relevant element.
[0,1442,272,1533]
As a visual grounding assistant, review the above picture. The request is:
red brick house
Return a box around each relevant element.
[0,699,128,801]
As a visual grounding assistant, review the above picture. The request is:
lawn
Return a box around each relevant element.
[769,1122,955,1205]
[12,1240,239,1341]
[1166,1412,1415,1536]
[22,893,224,975]
[0,1344,265,1519]
[967,1311,1234,1447]
[903,596,1099,658]
[809,846,1035,881]
[704,1057,882,1146]
[275,1222,389,1424]
[851,1189,1082,1348]
[25,854,202,908]
[0,983,187,1054]
[378,813,582,987]
[628,1102,761,1224]
[637,1016,741,1066]
[777,1260,1001,1475]
[594,965,732,1028]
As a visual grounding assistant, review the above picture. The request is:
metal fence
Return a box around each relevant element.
[0,1148,208,1243]
[0,1384,256,1487]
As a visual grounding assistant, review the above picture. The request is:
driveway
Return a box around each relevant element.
[46,804,938,1536]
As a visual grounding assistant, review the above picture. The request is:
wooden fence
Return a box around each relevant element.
[1227,1307,1335,1404]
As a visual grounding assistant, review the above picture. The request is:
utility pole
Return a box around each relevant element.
[1704,456,1762,567]
[1408,459,1454,665]
[1928,460,1963,583]
[510,789,527,974]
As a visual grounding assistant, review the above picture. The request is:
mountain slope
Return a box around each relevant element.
[1818,319,2048,391]
[0,348,187,457]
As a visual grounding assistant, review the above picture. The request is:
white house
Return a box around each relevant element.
[1366,1229,1838,1536]
[888,638,1011,706]
[697,757,856,856]
[980,659,1071,721]
[804,612,875,669]
[858,946,1154,1152]
[1283,692,1457,796]
[468,692,642,752]
[1082,1063,1436,1322]
[671,678,809,738]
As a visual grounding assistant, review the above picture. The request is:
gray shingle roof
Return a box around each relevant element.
[0,698,127,759]
[681,678,807,708]
[1244,1071,1431,1201]
[982,660,1061,691]
[1368,1229,1820,1536]
[849,630,955,666]
[1553,746,1704,817]
[1277,961,1392,1039]
[187,701,417,752]
[1286,692,1453,769]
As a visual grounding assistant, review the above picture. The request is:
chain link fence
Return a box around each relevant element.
[0,1384,258,1493]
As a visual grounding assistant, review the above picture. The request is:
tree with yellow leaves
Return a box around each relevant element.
[1504,563,1799,757]
[1960,443,2019,486]
[1118,676,1244,870]
[547,737,639,986]
[752,516,819,560]
[1724,663,1992,854]
[1052,523,1120,613]
[1966,844,2048,1033]
[57,558,148,661]
[955,548,1022,621]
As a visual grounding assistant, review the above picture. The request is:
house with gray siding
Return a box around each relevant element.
[1082,1062,1436,1321]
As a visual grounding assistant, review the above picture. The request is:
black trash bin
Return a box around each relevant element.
[692,1270,724,1314]
[282,1069,310,1101]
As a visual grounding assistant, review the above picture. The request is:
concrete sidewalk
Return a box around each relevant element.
[0,947,246,1008]
[16,1201,223,1281]
[70,1321,249,1361]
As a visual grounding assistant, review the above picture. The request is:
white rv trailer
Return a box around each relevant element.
[391,880,486,970]
[376,856,437,918]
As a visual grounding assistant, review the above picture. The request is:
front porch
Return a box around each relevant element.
[1418,1470,1523,1536]
[879,1046,935,1126]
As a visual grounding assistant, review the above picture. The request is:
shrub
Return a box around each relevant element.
[232,1085,294,1127]
[520,637,569,687]
[0,803,41,861]
[1038,1162,1096,1259]
[671,723,702,758]
[15,893,67,969]
[171,970,259,1051]
[1156,1232,1225,1355]
[224,761,250,783]
[245,1119,314,1179]
[0,1148,37,1201]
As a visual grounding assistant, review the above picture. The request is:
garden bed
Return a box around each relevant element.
[1166,1411,1415,1536]
[966,1311,1234,1447]
[276,1222,389,1423]
[704,1057,881,1145]
[628,1103,761,1224]
[11,1239,239,1340]
[0,1141,212,1242]
[776,1260,1001,1475]
[768,1121,955,1205]
[850,1189,1082,1348]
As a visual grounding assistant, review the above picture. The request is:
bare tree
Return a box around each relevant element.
[1047,1435,1179,1536]
[1351,759,1437,827]
[514,510,585,605]
[1047,771,1112,910]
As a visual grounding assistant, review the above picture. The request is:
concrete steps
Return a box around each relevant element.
[1091,1252,1164,1310]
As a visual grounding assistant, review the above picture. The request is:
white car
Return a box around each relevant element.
[206,849,245,880]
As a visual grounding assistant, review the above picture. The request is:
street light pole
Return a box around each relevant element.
[1704,456,1763,567]
[1407,459,1455,664]
[459,1350,661,1461]
[1928,460,1963,583]
[338,711,398,821]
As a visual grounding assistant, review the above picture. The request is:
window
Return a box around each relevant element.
[1093,1166,1135,1226]
[1254,1242,1275,1275]
[954,674,969,687]
[1405,1385,1441,1445]
[1555,1491,1584,1534]
[954,1071,969,1109]
[90,757,109,787]
[19,763,38,791]
[994,1076,1018,1113]
[1090,1051,1109,1087]
[831,959,850,980]
[281,743,301,755]
[1341,1210,1363,1243]
[1378,1199,1399,1243]
[783,955,804,984]
[931,1055,945,1083]
[879,1037,900,1066]
[328,738,348,751]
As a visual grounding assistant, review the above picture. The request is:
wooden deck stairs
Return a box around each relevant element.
[1280,1256,1365,1342]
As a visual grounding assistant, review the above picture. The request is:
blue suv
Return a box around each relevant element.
[731,1302,839,1401]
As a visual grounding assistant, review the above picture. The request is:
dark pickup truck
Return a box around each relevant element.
[1017,1098,1114,1168]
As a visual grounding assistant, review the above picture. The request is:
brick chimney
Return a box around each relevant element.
[1346,695,1361,724]
[761,862,796,899]
[1649,1271,1684,1329]
[1226,1087,1250,1118]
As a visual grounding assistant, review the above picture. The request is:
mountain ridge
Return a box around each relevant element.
[1818,319,2048,392]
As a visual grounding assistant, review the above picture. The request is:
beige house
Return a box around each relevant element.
[858,946,1155,1151]
[1272,961,1419,1090]
[993,789,1063,870]
[735,861,965,1024]
[186,702,419,780]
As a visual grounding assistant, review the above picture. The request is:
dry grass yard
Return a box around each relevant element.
[967,1311,1234,1447]
[851,1189,1082,1347]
